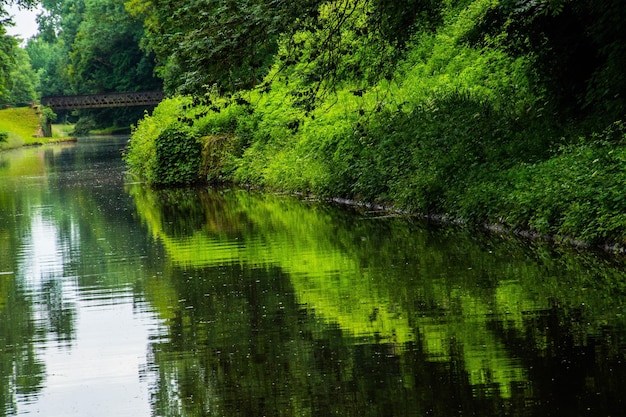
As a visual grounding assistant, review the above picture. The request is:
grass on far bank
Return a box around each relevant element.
[52,123,76,138]
[0,107,76,151]
[0,107,40,149]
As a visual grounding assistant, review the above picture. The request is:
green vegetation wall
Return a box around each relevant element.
[125,0,626,246]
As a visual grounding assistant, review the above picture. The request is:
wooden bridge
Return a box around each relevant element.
[41,91,165,110]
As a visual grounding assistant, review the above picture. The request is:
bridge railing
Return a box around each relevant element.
[41,91,165,110]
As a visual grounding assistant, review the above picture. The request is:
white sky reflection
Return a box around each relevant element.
[16,207,161,416]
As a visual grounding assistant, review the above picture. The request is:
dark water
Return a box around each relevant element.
[1,137,626,416]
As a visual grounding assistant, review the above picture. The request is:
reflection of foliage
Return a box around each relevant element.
[130,185,626,410]
[131,186,415,345]
[147,264,426,417]
[0,273,46,414]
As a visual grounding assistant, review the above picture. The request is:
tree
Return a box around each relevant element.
[0,28,37,105]
[0,26,15,101]
[68,0,159,94]
[7,46,37,102]
[67,0,161,128]
[125,0,324,95]
[125,0,442,100]
[493,0,626,121]
[25,37,67,97]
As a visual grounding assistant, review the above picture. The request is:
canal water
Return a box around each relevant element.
[1,137,625,416]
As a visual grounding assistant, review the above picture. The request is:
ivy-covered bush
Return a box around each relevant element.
[152,125,202,186]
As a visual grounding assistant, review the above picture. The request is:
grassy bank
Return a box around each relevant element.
[51,123,76,138]
[0,107,77,151]
[124,0,626,249]
[0,107,41,149]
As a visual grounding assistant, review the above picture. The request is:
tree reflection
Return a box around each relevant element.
[39,278,75,344]
[0,151,48,415]
[0,272,46,416]
[147,264,444,417]
[132,186,626,416]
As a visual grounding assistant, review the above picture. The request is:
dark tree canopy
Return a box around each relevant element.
[125,0,444,99]
[126,0,326,95]
[483,0,626,119]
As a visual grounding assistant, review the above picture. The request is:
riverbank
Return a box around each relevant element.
[0,107,76,151]
[123,0,626,251]
[0,107,41,149]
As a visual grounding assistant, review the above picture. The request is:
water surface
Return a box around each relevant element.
[1,137,625,416]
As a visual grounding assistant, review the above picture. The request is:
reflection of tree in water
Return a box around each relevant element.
[40,278,75,345]
[135,186,626,417]
[0,139,157,416]
[0,276,46,417]
[147,264,452,417]
[0,160,48,415]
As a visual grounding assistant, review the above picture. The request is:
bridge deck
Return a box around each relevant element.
[41,91,165,110]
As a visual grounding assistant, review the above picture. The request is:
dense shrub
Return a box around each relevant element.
[125,94,254,185]
[126,99,179,183]
[72,115,97,136]
[499,120,626,244]
[201,134,240,183]
[152,125,202,186]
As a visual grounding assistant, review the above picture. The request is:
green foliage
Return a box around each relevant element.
[500,120,626,244]
[125,0,626,246]
[231,0,549,200]
[71,113,95,136]
[6,47,38,103]
[0,28,12,99]
[0,25,37,105]
[127,0,441,100]
[124,96,186,183]
[68,0,159,94]
[125,96,212,185]
[126,0,323,94]
[152,124,202,186]
[25,37,68,97]
[0,130,7,143]
[25,0,85,99]
[486,0,626,122]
